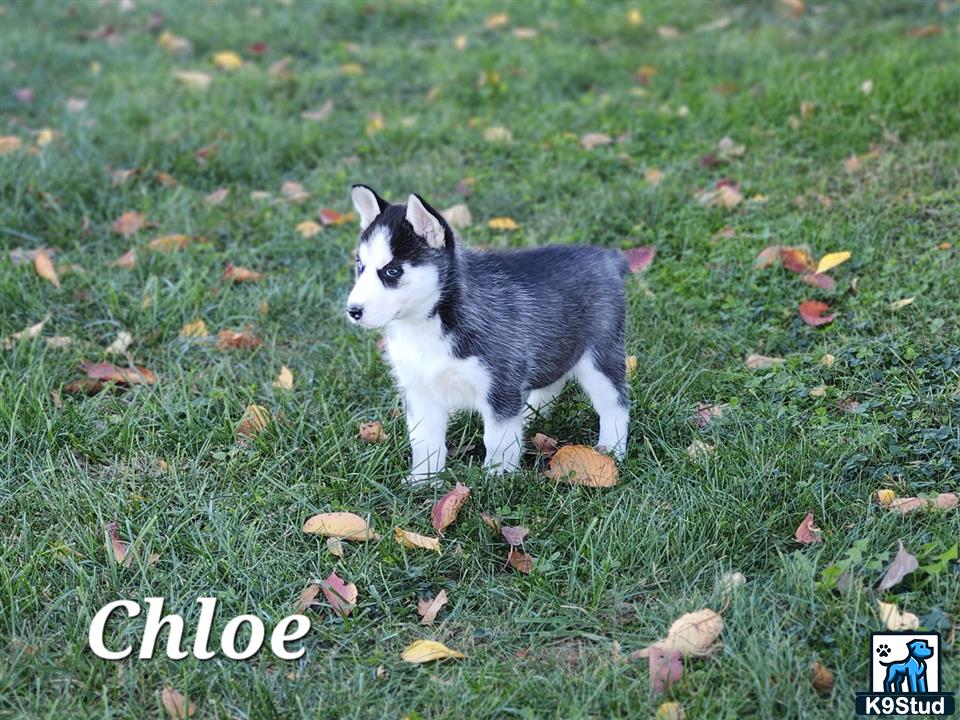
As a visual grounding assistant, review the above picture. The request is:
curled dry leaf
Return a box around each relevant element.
[795,511,823,544]
[488,216,519,231]
[441,203,472,230]
[719,571,746,594]
[297,583,321,612]
[83,361,156,386]
[273,365,293,390]
[623,245,656,273]
[889,297,915,311]
[114,249,136,269]
[223,264,264,283]
[810,661,834,695]
[432,482,470,533]
[780,248,816,273]
[687,439,715,462]
[580,132,612,149]
[645,168,664,185]
[161,687,196,719]
[215,328,262,350]
[483,126,512,143]
[296,220,322,238]
[236,404,270,440]
[650,645,684,694]
[394,528,441,553]
[625,355,638,377]
[105,331,133,355]
[754,245,784,270]
[876,541,919,592]
[321,571,357,616]
[531,432,559,455]
[401,639,464,664]
[507,547,535,574]
[799,300,834,327]
[358,420,387,443]
[179,319,208,338]
[149,234,190,252]
[303,512,379,541]
[302,99,334,122]
[3,316,48,350]
[877,600,919,631]
[0,136,23,154]
[480,513,501,532]
[326,537,344,559]
[34,249,60,288]
[205,187,229,206]
[417,589,449,625]
[500,525,529,547]
[111,211,145,236]
[875,489,896,507]
[692,402,727,428]
[106,520,132,566]
[544,444,618,487]
[213,50,243,71]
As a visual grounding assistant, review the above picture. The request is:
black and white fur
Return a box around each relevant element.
[346,185,630,485]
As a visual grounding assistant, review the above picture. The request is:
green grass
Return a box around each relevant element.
[2,1,959,718]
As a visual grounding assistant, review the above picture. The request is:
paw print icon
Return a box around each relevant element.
[876,643,891,658]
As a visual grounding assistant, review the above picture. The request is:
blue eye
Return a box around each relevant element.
[384,266,402,279]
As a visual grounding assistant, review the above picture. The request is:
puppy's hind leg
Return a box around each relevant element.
[574,351,629,460]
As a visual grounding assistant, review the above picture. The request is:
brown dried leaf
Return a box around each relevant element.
[111,211,145,236]
[417,589,448,625]
[296,583,321,612]
[746,354,785,369]
[544,445,618,487]
[223,264,264,283]
[358,420,387,443]
[580,132,612,149]
[507,547,535,574]
[149,234,190,252]
[876,541,919,592]
[113,248,136,269]
[236,404,270,440]
[501,525,529,547]
[215,328,262,350]
[795,511,823,544]
[205,187,229,206]
[82,361,156,386]
[810,661,834,695]
[531,432,559,456]
[432,483,470,533]
[161,687,196,719]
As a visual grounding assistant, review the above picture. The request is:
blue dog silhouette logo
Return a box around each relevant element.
[881,638,934,694]
[855,631,955,716]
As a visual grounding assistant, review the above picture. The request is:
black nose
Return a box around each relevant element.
[347,305,363,321]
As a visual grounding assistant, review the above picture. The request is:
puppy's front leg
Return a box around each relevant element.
[480,403,524,475]
[404,390,448,487]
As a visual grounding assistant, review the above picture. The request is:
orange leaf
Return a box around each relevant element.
[319,208,355,226]
[507,547,535,574]
[113,248,136,269]
[236,404,270,440]
[82,361,156,385]
[223,264,264,283]
[358,420,387,443]
[149,234,190,252]
[215,328,262,350]
[799,300,834,327]
[779,248,816,273]
[111,211,145,236]
[33,249,60,288]
[794,511,823,544]
[543,445,618,487]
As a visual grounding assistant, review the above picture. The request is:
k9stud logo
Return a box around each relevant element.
[855,632,955,716]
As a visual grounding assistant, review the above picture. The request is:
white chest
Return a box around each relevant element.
[384,318,488,411]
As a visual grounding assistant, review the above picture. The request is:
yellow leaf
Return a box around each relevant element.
[876,489,896,507]
[889,297,915,311]
[625,355,638,377]
[544,445,618,487]
[877,600,919,631]
[236,404,270,441]
[816,251,851,274]
[657,703,685,720]
[174,70,213,90]
[484,13,509,29]
[0,136,23,154]
[394,528,441,553]
[634,608,724,659]
[34,249,60,288]
[273,366,294,389]
[627,9,643,26]
[340,62,364,76]
[483,126,512,143]
[213,51,243,70]
[687,439,716,462]
[296,220,322,238]
[158,32,191,55]
[401,639,465,664]
[179,319,208,338]
[303,512,379,541]
[453,34,468,50]
[488,217,519,231]
[36,128,56,147]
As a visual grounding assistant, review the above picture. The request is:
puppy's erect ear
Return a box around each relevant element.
[351,184,388,231]
[405,194,447,249]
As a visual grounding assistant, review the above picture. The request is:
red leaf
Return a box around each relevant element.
[82,361,157,385]
[801,273,836,291]
[623,246,656,273]
[431,482,471,533]
[248,42,268,55]
[507,548,535,574]
[799,300,834,327]
[779,248,816,273]
[795,511,823,544]
[320,571,357,616]
[649,645,684,694]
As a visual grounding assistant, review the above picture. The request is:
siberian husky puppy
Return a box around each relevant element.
[346,185,630,485]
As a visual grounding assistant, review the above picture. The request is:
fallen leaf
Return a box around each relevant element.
[0,136,23,154]
[340,62,364,76]
[105,521,132,566]
[105,331,133,355]
[36,128,56,147]
[876,489,896,507]
[273,366,293,389]
[627,9,643,26]
[205,187,229,206]
[657,703,685,720]
[113,249,136,269]
[326,537,344,559]
[149,234,190,252]
[754,246,784,269]
[268,56,294,78]
[625,355,638,377]
[903,24,942,38]
[843,154,861,174]
[296,220,322,238]
[394,528,441,553]
[432,483,471,533]
[795,511,823,544]
[877,541,919,592]
[174,70,213,90]
[215,329,262,350]
[488,216,519,231]
[507,547,535,574]
[281,181,309,203]
[657,25,680,39]
[296,583,321,612]
[320,571,357,617]
[236,404,270,440]
[441,204,472,230]
[633,608,724,659]
[319,208,354,226]
[303,512,379,540]
[692,402,728,428]
[644,168,663,185]
[687,439,715,462]
[719,571,746,594]
[480,513,501,532]
[155,172,178,187]
[889,297,915,311]
[779,248,816,273]
[302,100,334,122]
[531,432,559,455]
[2,317,48,349]
[484,12,509,29]
[417,590,448,625]
[816,251,851,274]
[223,264,264,283]
[799,300,834,327]
[33,250,60,288]
[821,353,836,367]
[624,245,655,273]
[453,34,468,50]
[483,126,513,143]
[46,336,72,349]
[160,687,196,719]
[158,32,192,55]
[213,50,243,71]
[877,600,919,631]
[500,525,529,547]
[401,640,464,664]
[801,272,836,291]
[82,361,156,386]
[716,136,745,161]
[179,319,208,338]
[580,132,612,149]
[544,445,619,487]
[809,385,827,398]
[746,354,785,369]
[650,645,683,694]
[358,421,387,443]
[512,27,538,39]
[810,661,834,695]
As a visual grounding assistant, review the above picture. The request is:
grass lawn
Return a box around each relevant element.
[2,1,959,718]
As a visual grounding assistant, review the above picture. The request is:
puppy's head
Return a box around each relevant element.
[345,185,453,328]
[907,639,934,659]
